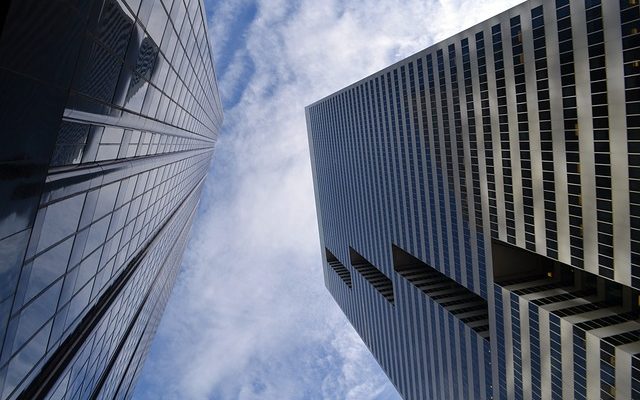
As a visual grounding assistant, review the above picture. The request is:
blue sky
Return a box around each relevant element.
[132,0,522,399]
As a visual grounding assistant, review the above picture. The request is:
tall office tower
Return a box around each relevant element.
[307,0,640,398]
[0,0,222,398]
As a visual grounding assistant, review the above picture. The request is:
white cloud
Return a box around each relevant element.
[207,0,255,61]
[133,0,522,399]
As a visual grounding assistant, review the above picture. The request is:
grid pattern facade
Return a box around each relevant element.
[306,0,639,399]
[0,0,222,399]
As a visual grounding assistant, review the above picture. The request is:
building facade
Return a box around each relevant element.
[0,0,222,398]
[306,0,639,399]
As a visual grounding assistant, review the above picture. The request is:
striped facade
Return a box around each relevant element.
[306,0,640,398]
[0,0,222,398]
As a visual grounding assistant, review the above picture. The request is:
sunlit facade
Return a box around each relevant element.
[307,0,640,399]
[0,0,222,398]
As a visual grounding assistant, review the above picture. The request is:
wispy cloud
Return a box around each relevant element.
[133,0,521,399]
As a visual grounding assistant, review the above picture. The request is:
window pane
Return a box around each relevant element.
[36,194,86,253]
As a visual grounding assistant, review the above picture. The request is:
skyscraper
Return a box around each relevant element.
[0,0,222,398]
[306,0,639,399]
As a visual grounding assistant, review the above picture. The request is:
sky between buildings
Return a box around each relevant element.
[132,0,523,398]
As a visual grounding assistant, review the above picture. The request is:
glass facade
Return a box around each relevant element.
[0,0,222,398]
[306,0,640,399]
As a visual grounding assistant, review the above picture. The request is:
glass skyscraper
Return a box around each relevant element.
[0,0,222,398]
[307,0,639,399]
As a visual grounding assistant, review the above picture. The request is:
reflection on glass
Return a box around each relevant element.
[95,144,120,161]
[98,0,135,61]
[93,259,115,300]
[100,126,124,144]
[81,126,104,163]
[94,182,120,220]
[78,41,122,106]
[75,249,100,292]
[145,1,167,41]
[64,284,91,332]
[36,194,86,253]
[83,217,110,258]
[78,189,100,230]
[0,298,12,357]
[50,122,89,166]
[58,268,78,316]
[24,238,73,303]
[0,230,30,301]
[12,281,61,353]
[77,0,134,105]
[125,38,159,113]
[2,321,52,399]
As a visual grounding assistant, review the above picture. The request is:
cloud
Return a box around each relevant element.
[133,0,522,399]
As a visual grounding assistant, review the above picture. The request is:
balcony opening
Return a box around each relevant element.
[325,248,352,288]
[393,244,490,338]
[349,247,394,304]
[491,239,640,316]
